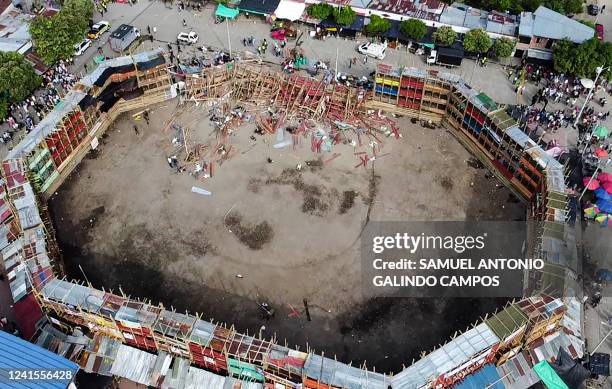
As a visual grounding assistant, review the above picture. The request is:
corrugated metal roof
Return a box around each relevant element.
[183,366,225,389]
[0,330,79,388]
[110,344,157,385]
[519,6,594,43]
[496,351,540,389]
[223,377,263,389]
[79,48,165,88]
[304,354,390,389]
[391,323,499,389]
[530,330,583,363]
[485,304,528,341]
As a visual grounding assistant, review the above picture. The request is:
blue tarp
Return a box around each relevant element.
[452,364,505,389]
[596,199,612,213]
[0,331,79,388]
[595,188,612,201]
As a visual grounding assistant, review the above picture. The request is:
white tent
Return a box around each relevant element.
[274,0,306,21]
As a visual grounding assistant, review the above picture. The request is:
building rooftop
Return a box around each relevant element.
[0,9,32,53]
[0,330,79,388]
[519,6,594,43]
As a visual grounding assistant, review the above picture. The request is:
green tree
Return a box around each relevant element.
[29,0,94,64]
[578,19,596,29]
[400,19,427,41]
[491,37,515,58]
[333,6,356,27]
[552,39,575,75]
[432,26,457,46]
[463,28,492,54]
[0,52,42,119]
[306,3,333,20]
[365,15,391,35]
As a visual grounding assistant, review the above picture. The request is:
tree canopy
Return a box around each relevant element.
[432,26,457,46]
[333,6,356,27]
[553,38,612,80]
[306,3,333,20]
[465,0,582,15]
[463,28,492,54]
[365,15,391,35]
[400,19,427,41]
[29,0,94,64]
[0,52,42,119]
[491,37,515,58]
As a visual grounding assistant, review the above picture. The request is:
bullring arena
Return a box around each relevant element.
[0,48,579,388]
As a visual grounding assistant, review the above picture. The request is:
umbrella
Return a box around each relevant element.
[595,214,610,226]
[593,126,609,139]
[595,147,609,158]
[597,199,612,213]
[599,172,612,183]
[584,177,600,190]
[595,188,612,201]
[604,181,612,194]
[581,78,595,88]
[584,206,599,218]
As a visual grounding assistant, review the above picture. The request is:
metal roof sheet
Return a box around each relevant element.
[485,304,528,341]
[304,354,390,389]
[0,330,79,388]
[183,366,225,389]
[496,351,540,388]
[519,6,594,43]
[110,344,157,385]
[391,323,499,389]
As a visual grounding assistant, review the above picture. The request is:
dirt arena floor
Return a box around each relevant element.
[49,100,525,373]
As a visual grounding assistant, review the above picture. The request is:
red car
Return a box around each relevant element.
[596,23,605,40]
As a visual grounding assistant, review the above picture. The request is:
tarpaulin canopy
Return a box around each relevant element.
[216,4,239,19]
[236,0,280,16]
[273,0,305,21]
[533,360,570,389]
[549,348,590,389]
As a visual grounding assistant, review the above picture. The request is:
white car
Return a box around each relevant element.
[426,49,437,65]
[74,39,92,56]
[177,31,199,44]
[357,42,387,60]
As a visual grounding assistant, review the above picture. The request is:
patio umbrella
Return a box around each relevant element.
[597,199,612,213]
[598,172,612,183]
[595,214,610,226]
[581,78,595,88]
[595,188,612,201]
[604,181,612,194]
[595,147,609,158]
[584,206,599,218]
[584,177,600,190]
[593,126,609,139]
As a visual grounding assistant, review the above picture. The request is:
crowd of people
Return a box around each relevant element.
[511,65,610,140]
[1,60,78,144]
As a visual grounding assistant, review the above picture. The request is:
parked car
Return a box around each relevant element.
[74,39,92,56]
[426,50,437,65]
[109,24,140,52]
[588,4,599,15]
[596,23,605,40]
[87,21,110,40]
[177,31,199,44]
[357,42,386,60]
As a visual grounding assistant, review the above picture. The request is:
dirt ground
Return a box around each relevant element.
[50,100,525,373]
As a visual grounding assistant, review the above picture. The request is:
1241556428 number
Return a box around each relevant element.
[5,369,74,381]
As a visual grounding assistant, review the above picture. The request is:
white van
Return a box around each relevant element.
[357,42,387,60]
[426,49,437,65]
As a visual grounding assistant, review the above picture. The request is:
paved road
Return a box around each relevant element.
[73,1,520,104]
